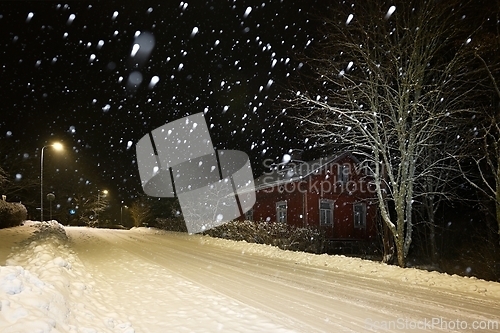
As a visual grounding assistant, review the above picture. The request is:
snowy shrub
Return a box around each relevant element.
[0,200,27,228]
[155,217,187,232]
[204,220,326,254]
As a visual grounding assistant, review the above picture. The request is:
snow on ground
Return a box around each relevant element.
[0,221,135,333]
[0,220,38,264]
[1,222,500,332]
[198,234,500,298]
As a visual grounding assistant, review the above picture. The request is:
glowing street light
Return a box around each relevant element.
[40,142,64,222]
[96,189,108,226]
[121,204,128,225]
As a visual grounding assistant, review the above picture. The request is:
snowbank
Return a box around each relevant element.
[0,221,135,333]
[199,234,500,300]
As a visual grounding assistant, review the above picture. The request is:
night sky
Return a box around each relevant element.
[0,1,323,205]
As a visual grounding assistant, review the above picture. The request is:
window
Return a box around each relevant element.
[319,199,334,226]
[353,202,366,228]
[244,208,253,221]
[338,163,350,183]
[276,201,287,223]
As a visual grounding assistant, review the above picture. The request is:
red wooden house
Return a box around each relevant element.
[245,152,379,245]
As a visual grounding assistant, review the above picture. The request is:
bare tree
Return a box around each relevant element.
[69,190,109,227]
[459,87,500,239]
[414,132,465,263]
[458,13,500,239]
[0,166,8,194]
[288,0,485,267]
[129,196,153,227]
[0,152,39,201]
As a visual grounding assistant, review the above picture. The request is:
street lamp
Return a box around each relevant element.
[40,142,63,222]
[47,193,55,221]
[121,204,128,225]
[96,189,108,226]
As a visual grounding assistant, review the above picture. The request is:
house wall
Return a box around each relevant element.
[248,154,378,242]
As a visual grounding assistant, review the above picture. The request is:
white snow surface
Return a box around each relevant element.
[0,221,499,332]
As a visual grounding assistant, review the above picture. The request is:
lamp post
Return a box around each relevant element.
[121,204,128,225]
[47,193,55,221]
[40,142,63,222]
[96,189,108,226]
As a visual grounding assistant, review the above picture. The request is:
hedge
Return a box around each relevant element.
[203,220,327,254]
[0,200,27,229]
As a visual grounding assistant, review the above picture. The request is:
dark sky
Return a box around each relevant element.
[0,1,323,203]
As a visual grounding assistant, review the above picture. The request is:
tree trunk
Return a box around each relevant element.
[395,229,406,268]
[429,220,439,262]
[395,202,407,267]
[425,195,439,263]
[382,219,395,263]
[496,173,500,239]
[496,202,500,239]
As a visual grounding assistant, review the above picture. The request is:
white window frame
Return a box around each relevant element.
[276,201,287,223]
[353,202,367,228]
[319,199,334,226]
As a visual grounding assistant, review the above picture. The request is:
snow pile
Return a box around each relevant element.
[0,221,135,333]
[200,235,500,299]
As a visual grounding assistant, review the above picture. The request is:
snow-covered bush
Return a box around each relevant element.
[204,220,326,254]
[0,200,27,228]
[155,217,187,232]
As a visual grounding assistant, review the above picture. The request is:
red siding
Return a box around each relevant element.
[248,154,378,242]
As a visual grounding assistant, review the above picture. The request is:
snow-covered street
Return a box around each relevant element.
[1,222,500,332]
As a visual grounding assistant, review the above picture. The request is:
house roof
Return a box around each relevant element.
[254,151,359,191]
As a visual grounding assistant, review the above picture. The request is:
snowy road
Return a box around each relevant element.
[63,227,500,333]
